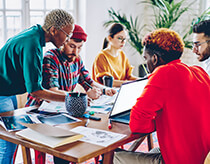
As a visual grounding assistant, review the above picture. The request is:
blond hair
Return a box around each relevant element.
[42,9,74,32]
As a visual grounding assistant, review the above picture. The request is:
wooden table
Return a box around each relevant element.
[0,106,145,164]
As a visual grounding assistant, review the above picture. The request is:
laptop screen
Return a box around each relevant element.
[110,78,148,117]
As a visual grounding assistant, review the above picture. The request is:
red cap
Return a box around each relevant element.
[71,24,87,42]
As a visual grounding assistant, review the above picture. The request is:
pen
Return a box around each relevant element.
[83,114,101,121]
[108,119,112,129]
[84,81,93,89]
[85,118,89,127]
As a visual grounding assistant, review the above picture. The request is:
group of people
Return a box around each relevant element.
[0,8,209,164]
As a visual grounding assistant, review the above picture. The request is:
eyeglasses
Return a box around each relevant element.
[116,37,127,43]
[193,40,210,49]
[60,28,73,42]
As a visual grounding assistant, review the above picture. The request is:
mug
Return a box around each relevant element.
[65,93,87,117]
[102,76,113,88]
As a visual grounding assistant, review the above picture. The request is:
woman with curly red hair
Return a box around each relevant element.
[114,28,210,164]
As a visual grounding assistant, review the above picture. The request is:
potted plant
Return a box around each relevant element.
[141,0,193,48]
[105,0,194,76]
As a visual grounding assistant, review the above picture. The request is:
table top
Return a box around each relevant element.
[0,106,143,163]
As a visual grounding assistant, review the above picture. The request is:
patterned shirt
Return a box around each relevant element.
[26,49,93,106]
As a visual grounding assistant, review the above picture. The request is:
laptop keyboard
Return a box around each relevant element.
[117,113,130,120]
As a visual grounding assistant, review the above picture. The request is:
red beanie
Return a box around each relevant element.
[71,24,87,42]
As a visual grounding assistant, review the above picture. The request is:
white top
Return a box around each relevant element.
[203,56,210,76]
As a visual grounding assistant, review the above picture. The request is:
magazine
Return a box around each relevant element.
[0,114,34,132]
[36,113,81,125]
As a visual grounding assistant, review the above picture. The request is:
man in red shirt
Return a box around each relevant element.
[114,28,210,164]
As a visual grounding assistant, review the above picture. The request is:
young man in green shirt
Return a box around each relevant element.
[0,9,74,163]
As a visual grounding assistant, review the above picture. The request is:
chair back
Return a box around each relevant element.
[204,152,210,164]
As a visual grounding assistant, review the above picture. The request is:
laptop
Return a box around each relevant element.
[109,78,148,124]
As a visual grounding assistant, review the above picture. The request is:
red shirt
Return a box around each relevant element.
[130,59,210,164]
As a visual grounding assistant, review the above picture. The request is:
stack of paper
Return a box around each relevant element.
[16,123,83,148]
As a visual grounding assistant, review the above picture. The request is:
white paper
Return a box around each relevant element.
[90,94,118,106]
[38,101,67,113]
[71,126,126,147]
[86,105,112,114]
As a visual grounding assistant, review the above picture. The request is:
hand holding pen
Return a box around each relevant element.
[85,81,102,99]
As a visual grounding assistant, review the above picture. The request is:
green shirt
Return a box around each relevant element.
[0,24,45,96]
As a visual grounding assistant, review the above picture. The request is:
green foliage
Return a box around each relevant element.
[141,0,193,49]
[104,8,144,54]
[105,1,208,54]
[142,0,192,29]
[190,7,210,35]
[183,7,210,49]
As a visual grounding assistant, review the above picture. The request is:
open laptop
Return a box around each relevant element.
[109,78,148,124]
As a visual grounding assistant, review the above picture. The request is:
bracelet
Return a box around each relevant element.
[102,88,106,95]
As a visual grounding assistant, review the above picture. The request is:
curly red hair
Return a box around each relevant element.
[143,28,184,53]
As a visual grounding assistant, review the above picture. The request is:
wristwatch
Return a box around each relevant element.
[103,88,106,95]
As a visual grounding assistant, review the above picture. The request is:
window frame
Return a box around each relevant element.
[0,0,76,45]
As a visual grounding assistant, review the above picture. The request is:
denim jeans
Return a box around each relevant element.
[0,96,17,164]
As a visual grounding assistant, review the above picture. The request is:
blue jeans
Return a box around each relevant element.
[0,96,17,164]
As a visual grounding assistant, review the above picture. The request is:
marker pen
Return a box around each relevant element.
[108,119,112,129]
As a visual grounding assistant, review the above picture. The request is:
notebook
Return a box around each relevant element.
[109,78,148,124]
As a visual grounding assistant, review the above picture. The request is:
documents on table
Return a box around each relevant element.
[71,126,126,147]
[87,93,118,114]
[16,123,83,148]
[38,101,67,113]
[86,105,112,114]
[0,112,81,131]
[0,114,34,132]
[36,113,81,125]
[90,94,118,107]
[37,92,118,114]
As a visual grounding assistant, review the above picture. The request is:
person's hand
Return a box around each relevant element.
[87,87,102,100]
[105,88,117,96]
[87,97,93,106]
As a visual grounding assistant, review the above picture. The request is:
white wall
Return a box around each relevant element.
[80,0,206,76]
[82,0,145,76]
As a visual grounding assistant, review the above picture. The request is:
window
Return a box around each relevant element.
[207,0,210,10]
[0,0,76,47]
